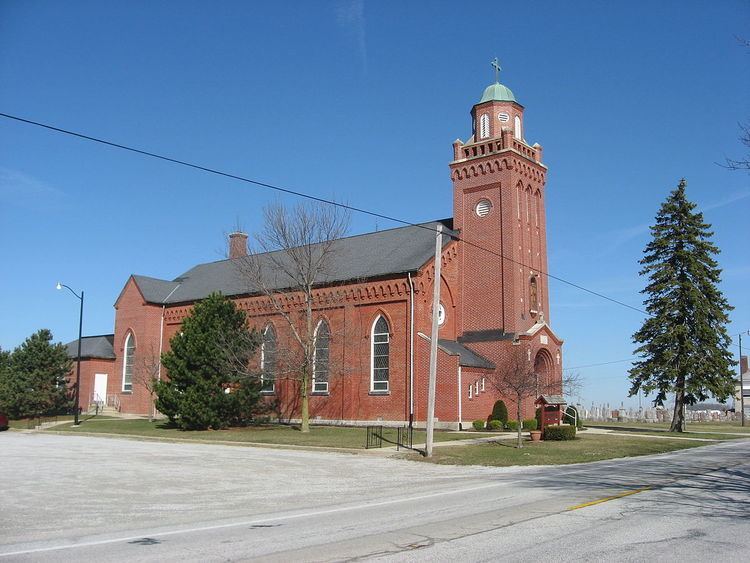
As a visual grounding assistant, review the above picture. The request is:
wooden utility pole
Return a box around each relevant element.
[425,224,442,457]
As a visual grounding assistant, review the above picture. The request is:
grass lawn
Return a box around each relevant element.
[415,433,711,467]
[48,418,478,449]
[586,421,750,440]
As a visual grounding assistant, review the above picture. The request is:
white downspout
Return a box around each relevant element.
[457,366,462,431]
[407,272,415,429]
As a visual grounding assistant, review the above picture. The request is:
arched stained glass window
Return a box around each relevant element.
[261,325,277,393]
[122,331,135,392]
[371,316,390,392]
[313,320,330,393]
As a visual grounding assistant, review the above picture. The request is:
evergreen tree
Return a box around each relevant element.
[629,179,734,432]
[155,293,262,430]
[489,400,509,426]
[0,330,72,418]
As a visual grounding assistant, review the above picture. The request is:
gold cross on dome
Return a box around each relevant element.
[491,57,501,83]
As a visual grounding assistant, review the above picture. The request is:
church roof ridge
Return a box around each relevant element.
[133,218,457,305]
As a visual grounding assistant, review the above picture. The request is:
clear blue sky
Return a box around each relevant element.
[1,0,748,408]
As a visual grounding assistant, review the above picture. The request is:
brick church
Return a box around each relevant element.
[68,71,564,429]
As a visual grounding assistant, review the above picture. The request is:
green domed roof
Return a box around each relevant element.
[478,82,516,104]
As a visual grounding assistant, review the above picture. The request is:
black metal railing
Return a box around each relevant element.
[365,425,383,449]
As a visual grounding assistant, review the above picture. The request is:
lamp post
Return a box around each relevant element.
[57,282,83,426]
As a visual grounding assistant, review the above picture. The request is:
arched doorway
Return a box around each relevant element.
[534,349,555,395]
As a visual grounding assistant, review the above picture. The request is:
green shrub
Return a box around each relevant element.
[472,419,485,431]
[487,419,503,431]
[506,419,537,431]
[488,400,508,426]
[535,407,543,431]
[544,424,577,440]
[565,405,583,428]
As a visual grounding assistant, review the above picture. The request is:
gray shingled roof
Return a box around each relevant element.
[133,219,455,305]
[537,394,566,405]
[65,335,115,360]
[437,339,495,370]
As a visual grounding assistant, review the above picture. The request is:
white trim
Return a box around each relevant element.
[370,315,390,392]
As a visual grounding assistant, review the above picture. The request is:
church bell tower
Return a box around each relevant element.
[449,59,550,338]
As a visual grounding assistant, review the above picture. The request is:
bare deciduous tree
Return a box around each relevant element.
[724,38,749,171]
[236,201,350,432]
[488,351,540,448]
[131,344,162,422]
[489,349,576,448]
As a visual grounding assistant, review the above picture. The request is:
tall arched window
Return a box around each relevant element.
[261,325,277,393]
[479,113,490,139]
[514,115,522,139]
[122,331,135,392]
[313,320,330,393]
[371,316,390,392]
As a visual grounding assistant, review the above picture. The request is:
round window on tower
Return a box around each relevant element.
[498,112,510,122]
[475,199,492,217]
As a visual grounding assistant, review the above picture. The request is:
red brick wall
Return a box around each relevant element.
[107,90,563,426]
[68,357,115,412]
[112,278,165,415]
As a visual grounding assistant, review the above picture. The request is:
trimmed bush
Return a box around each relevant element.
[487,419,503,431]
[544,424,577,440]
[506,419,538,431]
[488,400,509,426]
[472,419,485,431]
[565,405,583,428]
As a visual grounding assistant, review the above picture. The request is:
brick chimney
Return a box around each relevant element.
[228,231,248,259]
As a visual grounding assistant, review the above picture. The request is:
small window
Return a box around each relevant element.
[312,320,330,393]
[498,112,510,123]
[530,276,539,314]
[122,332,135,392]
[479,113,490,139]
[371,316,390,392]
[261,325,277,393]
[468,385,473,399]
[475,199,492,217]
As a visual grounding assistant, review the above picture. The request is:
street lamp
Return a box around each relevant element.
[57,282,84,426]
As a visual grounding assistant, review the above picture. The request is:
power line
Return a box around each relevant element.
[0,111,658,317]
[563,357,640,371]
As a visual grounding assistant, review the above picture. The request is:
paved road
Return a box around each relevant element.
[1,432,748,561]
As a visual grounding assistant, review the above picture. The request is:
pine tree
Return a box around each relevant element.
[0,330,72,418]
[629,179,735,432]
[155,293,262,430]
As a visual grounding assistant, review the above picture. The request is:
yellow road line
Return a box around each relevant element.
[568,487,652,511]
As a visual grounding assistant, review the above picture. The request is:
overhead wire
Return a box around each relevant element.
[0,110,649,316]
